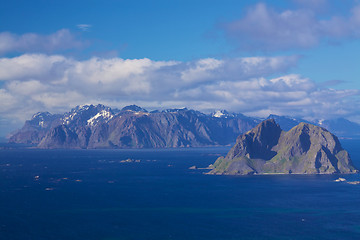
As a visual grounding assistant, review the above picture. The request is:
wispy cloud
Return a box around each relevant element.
[318,79,347,87]
[221,3,360,51]
[77,24,92,32]
[0,29,85,55]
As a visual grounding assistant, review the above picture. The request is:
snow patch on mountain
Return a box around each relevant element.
[87,110,113,126]
[213,110,225,118]
[212,110,235,118]
[62,112,78,125]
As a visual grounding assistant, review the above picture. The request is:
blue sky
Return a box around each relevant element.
[1,0,360,138]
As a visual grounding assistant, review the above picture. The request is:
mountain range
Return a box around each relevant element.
[8,104,360,149]
[266,114,360,138]
[9,104,259,148]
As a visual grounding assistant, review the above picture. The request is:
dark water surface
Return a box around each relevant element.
[1,141,360,240]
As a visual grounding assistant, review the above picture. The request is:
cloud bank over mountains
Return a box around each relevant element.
[1,53,359,130]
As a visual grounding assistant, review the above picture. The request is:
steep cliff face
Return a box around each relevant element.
[209,119,358,175]
[38,125,80,148]
[9,112,62,144]
[9,105,259,149]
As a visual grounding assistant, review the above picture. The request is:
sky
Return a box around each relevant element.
[1,0,360,139]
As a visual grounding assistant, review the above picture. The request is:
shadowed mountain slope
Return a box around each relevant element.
[10,105,259,149]
[209,119,358,175]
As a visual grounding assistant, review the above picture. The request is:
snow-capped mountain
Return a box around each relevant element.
[212,110,232,118]
[9,104,259,148]
[61,104,115,127]
[8,104,360,149]
[211,110,249,119]
[29,112,62,129]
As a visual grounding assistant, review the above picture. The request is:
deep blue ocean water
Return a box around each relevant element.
[1,140,360,240]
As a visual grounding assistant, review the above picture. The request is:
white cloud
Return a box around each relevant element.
[181,58,223,82]
[0,54,70,81]
[0,53,359,137]
[31,91,86,109]
[269,74,316,91]
[7,80,48,95]
[0,89,18,112]
[222,3,360,51]
[0,29,84,55]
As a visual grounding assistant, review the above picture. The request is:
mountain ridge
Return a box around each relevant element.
[8,104,360,148]
[9,104,259,148]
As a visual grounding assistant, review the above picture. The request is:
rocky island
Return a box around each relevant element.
[208,119,358,175]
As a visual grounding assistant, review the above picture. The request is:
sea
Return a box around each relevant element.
[1,140,360,240]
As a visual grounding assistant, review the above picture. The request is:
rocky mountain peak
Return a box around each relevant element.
[210,120,358,175]
[121,105,148,113]
[248,119,281,141]
[31,112,53,120]
[62,104,114,126]
[229,119,282,161]
[266,114,310,131]
[211,110,247,119]
[212,110,231,118]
